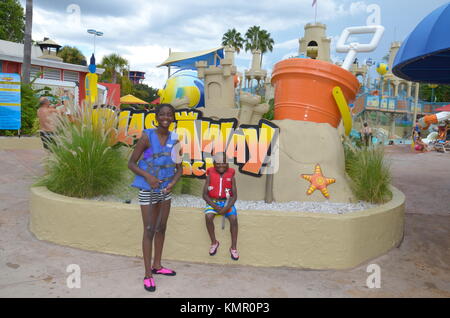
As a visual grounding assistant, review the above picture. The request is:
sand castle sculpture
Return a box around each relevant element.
[153,22,388,204]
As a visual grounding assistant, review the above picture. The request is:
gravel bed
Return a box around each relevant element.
[91,194,376,215]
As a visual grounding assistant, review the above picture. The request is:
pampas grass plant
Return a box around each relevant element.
[344,139,392,204]
[37,102,128,198]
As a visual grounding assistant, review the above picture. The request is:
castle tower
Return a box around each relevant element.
[299,23,331,62]
[387,41,402,72]
[382,41,417,98]
[196,48,238,119]
[244,50,267,90]
[350,60,368,87]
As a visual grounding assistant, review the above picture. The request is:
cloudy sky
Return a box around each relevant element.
[21,0,449,88]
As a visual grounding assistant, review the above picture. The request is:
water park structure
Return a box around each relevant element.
[27,11,410,270]
[27,3,450,271]
[297,22,449,145]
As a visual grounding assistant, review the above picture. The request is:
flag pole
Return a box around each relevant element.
[313,0,318,24]
[315,2,317,24]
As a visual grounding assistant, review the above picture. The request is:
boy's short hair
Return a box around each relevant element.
[213,152,227,164]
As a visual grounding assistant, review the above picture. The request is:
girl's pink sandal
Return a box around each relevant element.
[143,277,156,292]
[152,267,176,276]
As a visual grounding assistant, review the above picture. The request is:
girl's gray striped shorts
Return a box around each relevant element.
[138,189,172,205]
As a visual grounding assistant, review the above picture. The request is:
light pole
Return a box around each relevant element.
[429,84,438,103]
[87,29,103,54]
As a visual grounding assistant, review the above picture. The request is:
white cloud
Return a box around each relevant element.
[28,0,376,88]
[350,1,368,16]
[275,39,299,50]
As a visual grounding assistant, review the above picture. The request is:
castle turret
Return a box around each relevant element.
[244,50,267,90]
[195,49,238,119]
[299,23,331,62]
[387,41,402,72]
[382,42,417,99]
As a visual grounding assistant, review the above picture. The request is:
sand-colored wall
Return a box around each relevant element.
[272,120,355,203]
[30,186,405,270]
[0,137,42,150]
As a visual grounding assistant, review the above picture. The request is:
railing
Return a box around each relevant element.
[354,93,448,115]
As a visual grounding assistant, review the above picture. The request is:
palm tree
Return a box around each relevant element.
[258,30,274,67]
[244,26,275,66]
[221,28,244,54]
[99,53,129,84]
[22,0,33,85]
[244,25,261,52]
[58,46,87,65]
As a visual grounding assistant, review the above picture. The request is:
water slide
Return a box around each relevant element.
[418,112,450,129]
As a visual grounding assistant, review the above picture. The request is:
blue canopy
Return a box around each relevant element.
[158,47,224,70]
[392,3,450,84]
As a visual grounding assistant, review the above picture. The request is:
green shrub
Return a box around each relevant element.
[262,98,274,121]
[20,83,40,135]
[37,103,128,198]
[172,176,203,196]
[344,140,392,204]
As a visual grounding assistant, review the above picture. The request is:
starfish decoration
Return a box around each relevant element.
[301,164,336,199]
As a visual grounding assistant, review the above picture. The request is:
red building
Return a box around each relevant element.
[129,70,145,85]
[98,82,121,106]
[0,38,105,104]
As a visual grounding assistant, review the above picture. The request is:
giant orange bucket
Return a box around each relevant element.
[271,58,360,128]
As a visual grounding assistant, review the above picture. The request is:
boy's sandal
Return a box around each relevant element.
[209,241,220,256]
[152,267,176,276]
[230,248,239,261]
[143,276,156,292]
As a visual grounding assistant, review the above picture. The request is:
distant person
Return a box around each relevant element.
[413,120,421,135]
[437,125,447,141]
[202,152,239,261]
[361,122,372,147]
[413,131,429,152]
[414,120,420,131]
[37,97,65,150]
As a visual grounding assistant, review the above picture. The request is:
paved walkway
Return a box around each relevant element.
[0,145,449,298]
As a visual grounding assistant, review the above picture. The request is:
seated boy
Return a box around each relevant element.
[202,152,239,260]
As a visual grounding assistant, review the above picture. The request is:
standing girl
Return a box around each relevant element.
[128,104,182,292]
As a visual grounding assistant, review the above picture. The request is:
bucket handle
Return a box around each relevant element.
[336,25,385,71]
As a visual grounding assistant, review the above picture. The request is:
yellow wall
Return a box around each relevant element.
[30,186,405,270]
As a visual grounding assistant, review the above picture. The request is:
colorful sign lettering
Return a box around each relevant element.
[112,108,279,177]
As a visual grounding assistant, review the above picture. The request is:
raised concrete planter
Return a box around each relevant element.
[30,186,405,269]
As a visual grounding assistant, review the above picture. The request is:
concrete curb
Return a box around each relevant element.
[30,186,405,269]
